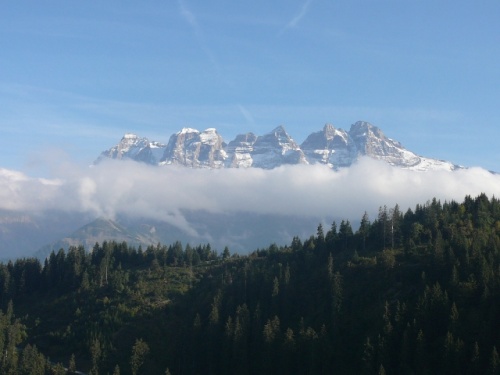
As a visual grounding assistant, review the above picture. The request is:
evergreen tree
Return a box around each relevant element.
[489,346,499,375]
[358,211,370,252]
[90,338,102,375]
[130,339,149,375]
[68,353,77,374]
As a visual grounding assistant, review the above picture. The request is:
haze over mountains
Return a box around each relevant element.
[1,121,499,261]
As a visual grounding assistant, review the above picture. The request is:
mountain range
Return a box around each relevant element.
[1,121,468,260]
[96,121,461,171]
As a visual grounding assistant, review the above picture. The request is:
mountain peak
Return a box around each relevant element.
[95,133,166,164]
[301,124,353,168]
[349,121,378,136]
[161,127,227,168]
[347,121,422,167]
[177,127,199,135]
[271,125,287,134]
[98,122,460,171]
[123,133,139,139]
[249,125,306,168]
[323,123,336,134]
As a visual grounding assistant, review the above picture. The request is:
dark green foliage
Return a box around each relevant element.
[1,193,500,374]
[130,339,149,375]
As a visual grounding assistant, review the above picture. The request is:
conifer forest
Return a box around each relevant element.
[1,193,500,374]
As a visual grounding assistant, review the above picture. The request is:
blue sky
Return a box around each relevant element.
[1,0,499,174]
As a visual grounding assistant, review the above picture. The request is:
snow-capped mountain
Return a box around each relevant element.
[96,133,167,165]
[225,132,257,168]
[159,128,228,168]
[348,121,436,170]
[301,124,356,168]
[96,121,461,171]
[302,121,460,171]
[248,126,307,169]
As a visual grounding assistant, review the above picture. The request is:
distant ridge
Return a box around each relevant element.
[96,121,461,171]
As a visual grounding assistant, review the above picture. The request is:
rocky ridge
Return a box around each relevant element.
[96,121,461,171]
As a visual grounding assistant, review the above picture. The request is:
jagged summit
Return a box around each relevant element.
[160,127,227,168]
[251,126,307,169]
[301,124,354,168]
[96,133,167,165]
[97,122,461,171]
[177,127,199,135]
[348,121,422,167]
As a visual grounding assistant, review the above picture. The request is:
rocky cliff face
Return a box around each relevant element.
[300,124,356,168]
[225,132,257,168]
[300,121,425,169]
[96,133,167,165]
[160,128,227,168]
[250,126,307,169]
[349,121,421,167]
[301,121,459,171]
[97,122,461,171]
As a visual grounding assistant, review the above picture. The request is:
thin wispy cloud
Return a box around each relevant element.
[237,104,255,125]
[176,0,220,73]
[280,0,313,34]
[177,0,201,37]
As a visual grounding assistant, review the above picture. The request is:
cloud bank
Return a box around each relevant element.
[1,158,500,232]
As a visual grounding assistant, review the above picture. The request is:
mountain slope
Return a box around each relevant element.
[34,217,144,260]
[34,212,323,259]
[0,210,92,261]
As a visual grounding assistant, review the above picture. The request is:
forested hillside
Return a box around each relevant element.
[1,193,500,374]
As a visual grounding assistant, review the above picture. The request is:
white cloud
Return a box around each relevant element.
[1,159,500,235]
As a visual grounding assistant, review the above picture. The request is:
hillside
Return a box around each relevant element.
[1,193,500,374]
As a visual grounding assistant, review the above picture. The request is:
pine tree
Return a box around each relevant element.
[222,246,230,260]
[361,337,374,374]
[68,353,76,374]
[272,276,279,297]
[90,338,102,375]
[327,253,334,280]
[325,221,338,247]
[339,220,353,251]
[130,339,149,375]
[449,302,459,334]
[470,342,480,374]
[316,223,325,250]
[489,346,499,375]
[358,211,370,252]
